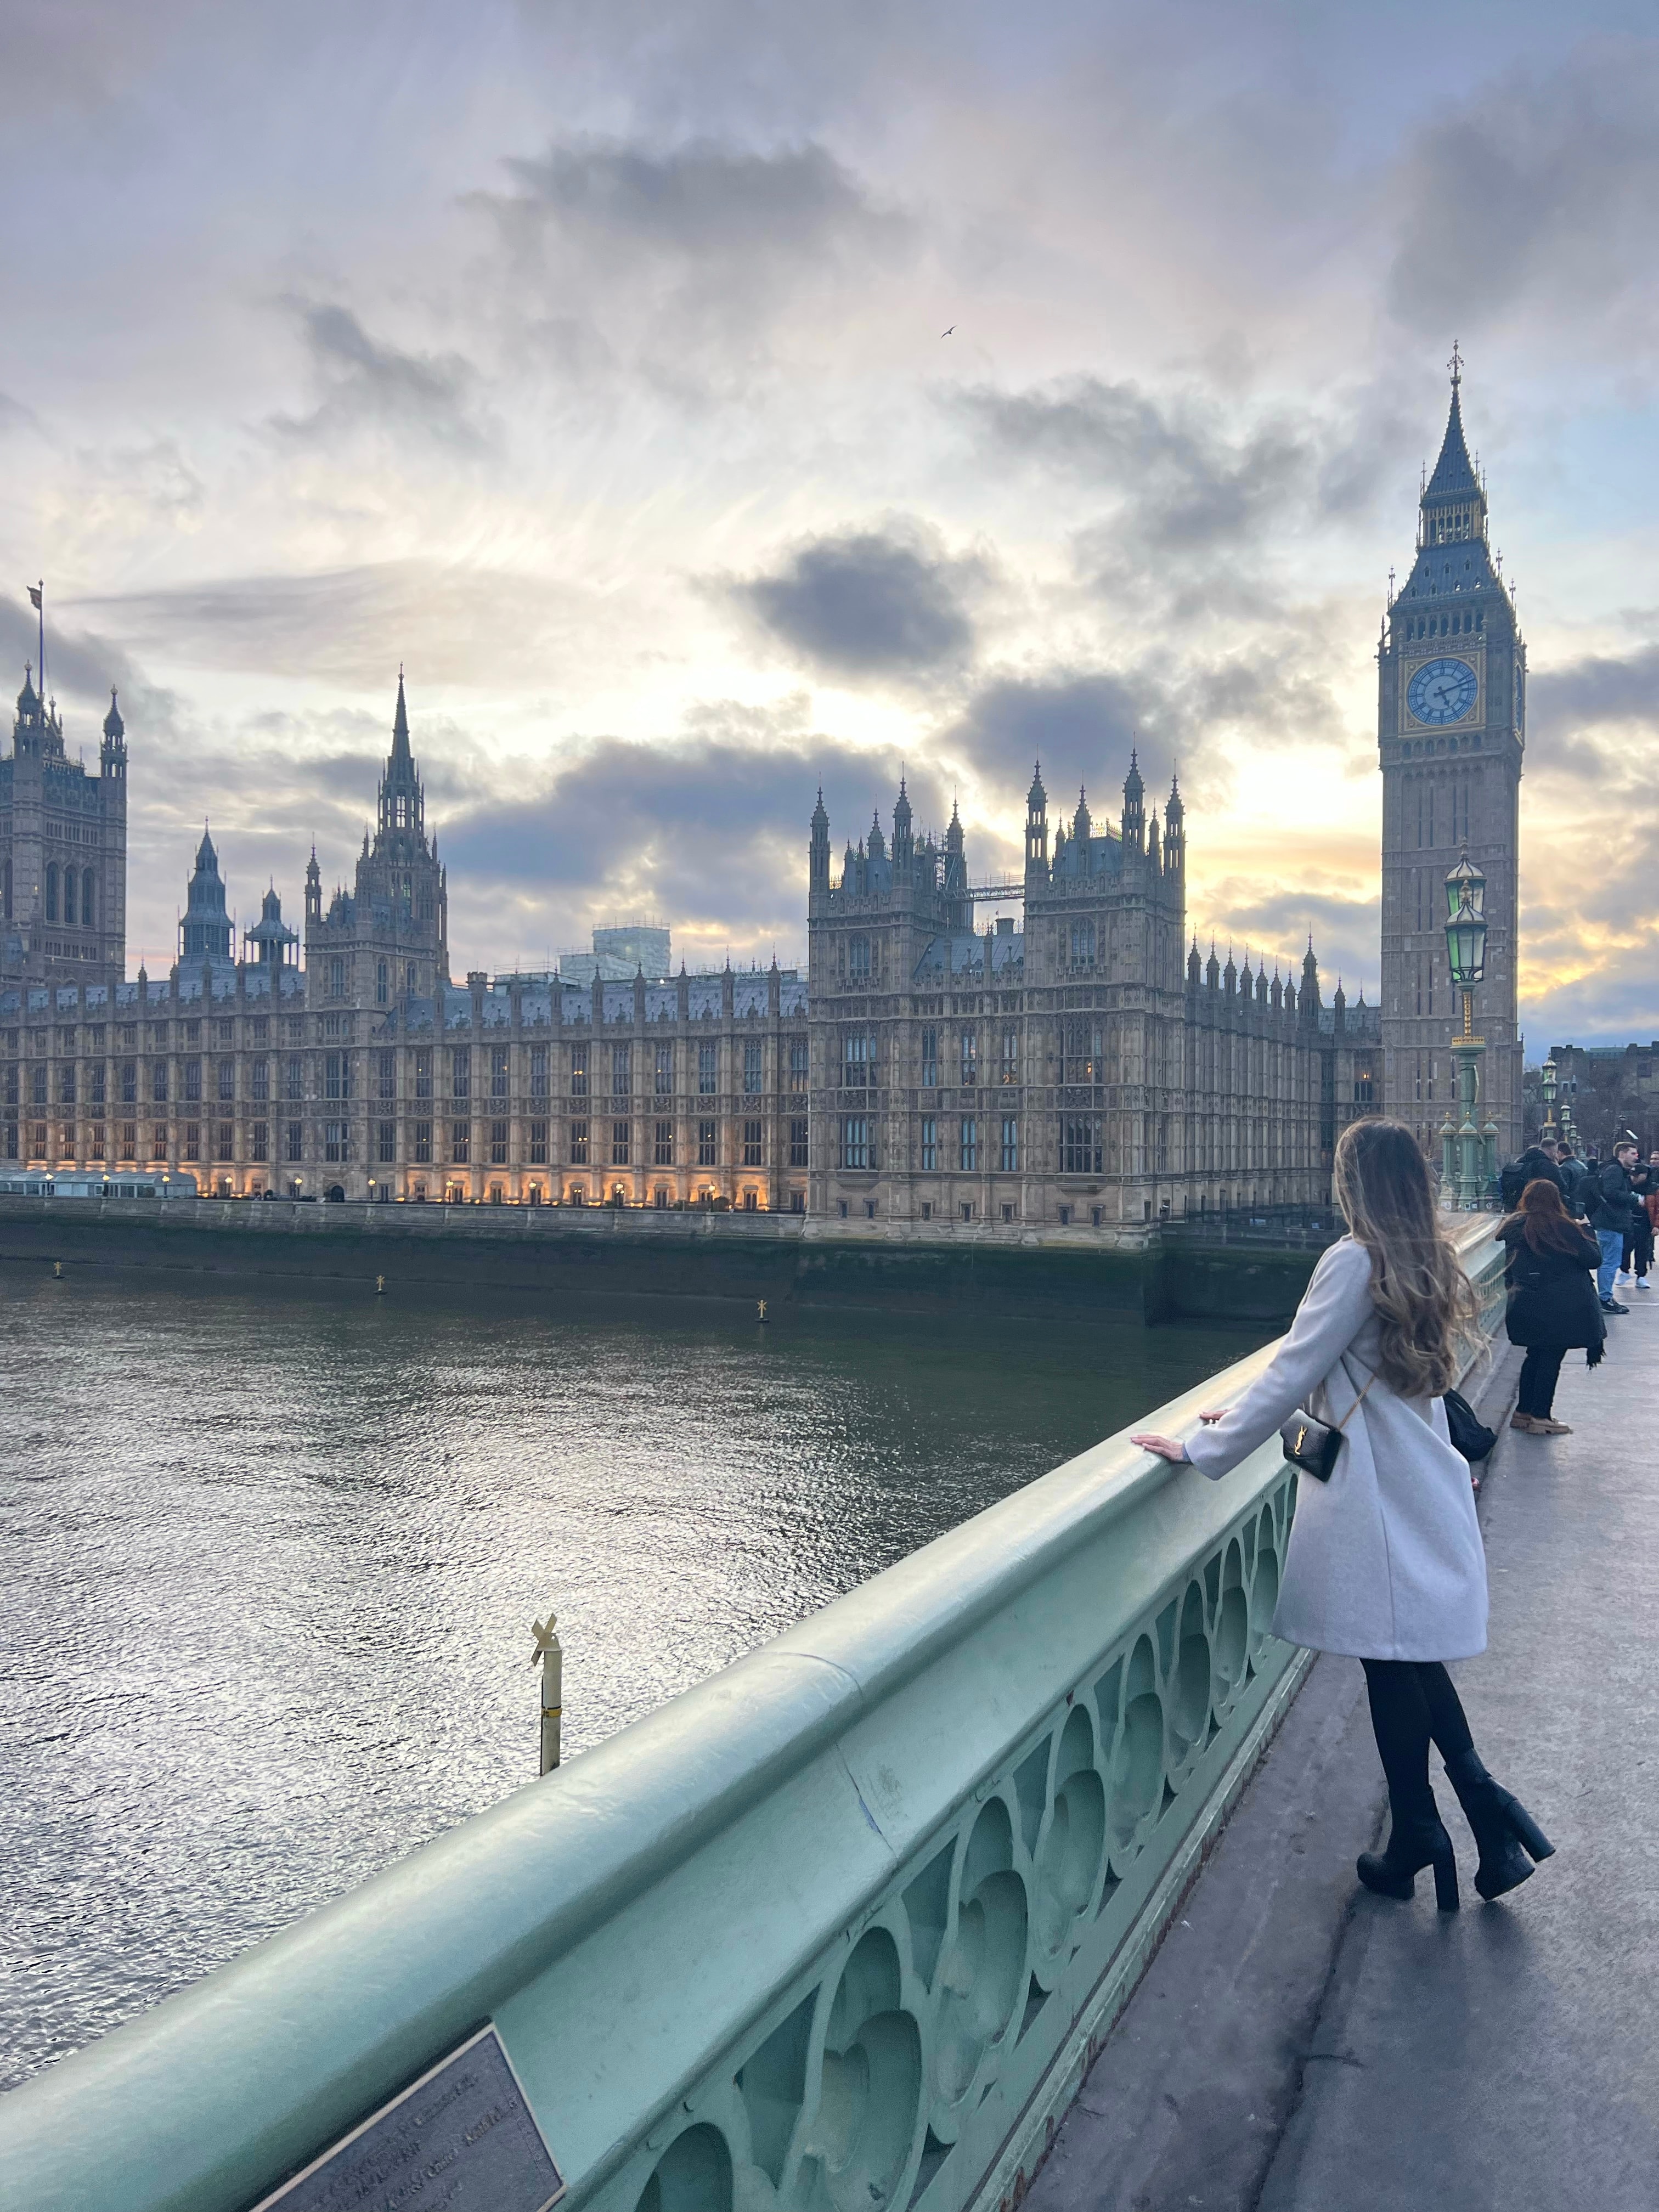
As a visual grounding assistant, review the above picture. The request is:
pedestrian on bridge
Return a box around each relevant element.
[1132,1117,1553,1911]
[1590,1140,1645,1312]
[1497,1178,1604,1435]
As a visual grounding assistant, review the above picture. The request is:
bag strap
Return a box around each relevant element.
[1333,1366,1376,1436]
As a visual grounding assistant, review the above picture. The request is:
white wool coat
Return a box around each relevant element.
[1182,1234,1488,1662]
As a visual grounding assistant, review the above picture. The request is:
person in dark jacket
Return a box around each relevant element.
[1557,1150,1601,1221]
[1499,1179,1605,1435]
[1590,1141,1644,1310]
[1502,1144,1568,1211]
[1620,1153,1655,1290]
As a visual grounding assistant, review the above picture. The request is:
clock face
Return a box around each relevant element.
[1407,655,1479,726]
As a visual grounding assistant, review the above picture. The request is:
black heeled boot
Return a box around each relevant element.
[1357,1811,1460,1911]
[1443,1748,1555,1901]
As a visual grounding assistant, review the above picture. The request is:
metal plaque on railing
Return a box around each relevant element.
[251,2023,563,2212]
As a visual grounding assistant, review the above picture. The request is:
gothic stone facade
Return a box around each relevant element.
[808,763,1379,1231]
[1,672,127,989]
[1379,370,1525,1157]
[1,679,810,1210]
[3,699,1380,1231]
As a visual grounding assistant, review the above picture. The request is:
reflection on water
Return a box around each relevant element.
[0,1266,1266,2087]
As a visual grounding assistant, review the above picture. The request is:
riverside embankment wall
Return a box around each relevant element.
[0,1194,1322,1323]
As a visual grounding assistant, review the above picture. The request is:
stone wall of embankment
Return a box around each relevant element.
[0,1194,1321,1323]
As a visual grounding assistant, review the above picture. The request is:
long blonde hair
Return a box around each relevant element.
[1333,1119,1480,1398]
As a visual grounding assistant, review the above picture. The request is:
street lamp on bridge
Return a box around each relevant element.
[1440,851,1499,1207]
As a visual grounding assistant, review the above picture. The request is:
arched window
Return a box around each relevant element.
[405,961,417,995]
[45,864,58,922]
[82,871,95,928]
[330,955,345,997]
[376,958,388,1005]
[2,858,10,919]
[62,871,76,925]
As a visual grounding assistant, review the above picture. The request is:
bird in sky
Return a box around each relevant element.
[941,325,955,337]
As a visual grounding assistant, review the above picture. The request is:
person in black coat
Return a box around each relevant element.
[1502,1143,1568,1211]
[1499,1177,1605,1436]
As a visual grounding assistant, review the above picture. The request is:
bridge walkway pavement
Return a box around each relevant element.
[1028,1283,1659,2212]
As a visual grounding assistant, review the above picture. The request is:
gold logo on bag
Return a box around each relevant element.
[1294,1425,1308,1454]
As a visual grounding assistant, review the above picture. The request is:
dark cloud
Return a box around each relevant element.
[945,669,1146,788]
[962,377,1310,555]
[470,135,912,395]
[439,731,939,952]
[272,303,493,453]
[0,595,152,723]
[730,522,986,682]
[1387,49,1659,335]
[941,642,1344,799]
[957,374,1420,624]
[1530,641,1659,748]
[492,137,896,264]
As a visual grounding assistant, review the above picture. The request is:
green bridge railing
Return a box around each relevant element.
[1,1223,1505,2212]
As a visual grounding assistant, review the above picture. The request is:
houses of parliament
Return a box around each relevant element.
[0,371,1522,1231]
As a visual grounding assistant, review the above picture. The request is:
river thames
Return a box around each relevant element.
[0,1265,1267,2089]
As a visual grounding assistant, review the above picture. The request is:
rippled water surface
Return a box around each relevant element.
[0,1265,1267,2087]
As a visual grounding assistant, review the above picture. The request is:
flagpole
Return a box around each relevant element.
[37,582,44,708]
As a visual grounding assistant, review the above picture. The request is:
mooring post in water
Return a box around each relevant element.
[375,1274,386,1296]
[531,1611,562,1773]
[757,1299,768,1323]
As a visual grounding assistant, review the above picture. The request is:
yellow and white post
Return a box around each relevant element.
[531,1611,562,1774]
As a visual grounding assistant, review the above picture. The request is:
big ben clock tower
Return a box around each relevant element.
[1379,350,1525,1161]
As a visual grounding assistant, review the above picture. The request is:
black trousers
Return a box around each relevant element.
[1623,1217,1654,1276]
[1517,1345,1566,1419]
[1361,1658,1475,1830]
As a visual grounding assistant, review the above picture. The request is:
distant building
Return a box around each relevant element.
[557,923,674,986]
[0,670,127,988]
[1530,1043,1659,1156]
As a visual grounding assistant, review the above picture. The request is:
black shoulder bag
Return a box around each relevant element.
[1280,1368,1375,1483]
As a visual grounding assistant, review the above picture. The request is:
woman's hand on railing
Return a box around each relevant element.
[1130,1432,1189,1463]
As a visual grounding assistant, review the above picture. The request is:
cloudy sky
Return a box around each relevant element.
[3,0,1657,1039]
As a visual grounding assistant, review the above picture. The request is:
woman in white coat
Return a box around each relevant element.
[1132,1118,1553,1910]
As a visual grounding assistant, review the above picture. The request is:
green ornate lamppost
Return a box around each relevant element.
[1540,1054,1558,1144]
[1440,851,1498,1207]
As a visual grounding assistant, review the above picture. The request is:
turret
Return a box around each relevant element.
[809,787,831,892]
[891,777,913,873]
[100,687,126,776]
[1073,785,1091,846]
[305,845,322,926]
[179,826,234,969]
[1025,760,1048,880]
[1163,771,1184,874]
[1300,938,1321,1029]
[1187,938,1202,991]
[377,670,425,842]
[1121,748,1145,855]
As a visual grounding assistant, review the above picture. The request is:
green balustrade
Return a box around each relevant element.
[1,1222,1505,2212]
